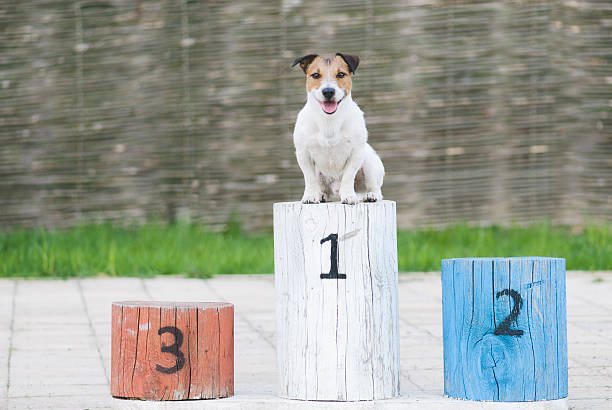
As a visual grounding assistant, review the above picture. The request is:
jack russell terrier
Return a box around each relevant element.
[292,53,385,205]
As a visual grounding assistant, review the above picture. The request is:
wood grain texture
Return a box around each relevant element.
[441,257,568,402]
[110,301,234,400]
[274,201,400,401]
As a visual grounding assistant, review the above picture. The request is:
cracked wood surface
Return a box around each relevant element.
[273,201,400,401]
[110,302,233,400]
[442,258,568,402]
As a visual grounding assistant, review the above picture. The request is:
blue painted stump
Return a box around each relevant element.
[441,257,568,402]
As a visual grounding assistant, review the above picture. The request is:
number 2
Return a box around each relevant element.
[494,288,524,337]
[156,326,186,374]
[320,233,346,279]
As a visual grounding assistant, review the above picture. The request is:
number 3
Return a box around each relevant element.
[156,326,186,374]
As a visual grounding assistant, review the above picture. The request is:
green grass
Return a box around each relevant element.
[0,221,272,278]
[397,223,611,272]
[0,222,610,278]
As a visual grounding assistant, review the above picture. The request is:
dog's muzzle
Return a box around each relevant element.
[319,88,340,114]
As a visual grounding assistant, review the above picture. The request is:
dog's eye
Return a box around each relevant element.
[311,73,321,79]
[337,72,346,78]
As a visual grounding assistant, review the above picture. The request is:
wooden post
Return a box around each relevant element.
[111,301,234,400]
[441,257,568,402]
[273,201,400,401]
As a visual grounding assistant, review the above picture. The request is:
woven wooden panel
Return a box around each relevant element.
[1,1,609,229]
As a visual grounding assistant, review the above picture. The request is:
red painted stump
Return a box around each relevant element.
[111,301,234,400]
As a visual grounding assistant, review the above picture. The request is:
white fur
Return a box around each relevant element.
[293,82,385,204]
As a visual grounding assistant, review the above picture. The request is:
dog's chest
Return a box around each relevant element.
[309,136,353,176]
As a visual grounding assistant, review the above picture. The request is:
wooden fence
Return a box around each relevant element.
[1,0,610,230]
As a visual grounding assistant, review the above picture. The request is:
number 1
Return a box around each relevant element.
[320,233,346,279]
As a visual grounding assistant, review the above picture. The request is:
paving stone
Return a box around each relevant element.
[9,383,109,397]
[8,394,112,409]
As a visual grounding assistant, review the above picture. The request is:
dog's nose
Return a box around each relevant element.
[322,88,335,100]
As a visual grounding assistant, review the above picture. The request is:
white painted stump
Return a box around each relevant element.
[273,201,400,401]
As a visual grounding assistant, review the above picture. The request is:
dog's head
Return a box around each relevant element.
[292,53,360,115]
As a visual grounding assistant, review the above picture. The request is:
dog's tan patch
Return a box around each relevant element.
[305,56,326,92]
[331,55,352,95]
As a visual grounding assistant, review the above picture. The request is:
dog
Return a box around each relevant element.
[292,53,384,205]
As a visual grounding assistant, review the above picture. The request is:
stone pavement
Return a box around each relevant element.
[1,272,611,409]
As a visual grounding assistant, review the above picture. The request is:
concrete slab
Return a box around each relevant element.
[0,273,611,409]
[111,394,569,410]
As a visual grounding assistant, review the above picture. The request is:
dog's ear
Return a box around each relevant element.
[292,54,319,74]
[336,53,360,74]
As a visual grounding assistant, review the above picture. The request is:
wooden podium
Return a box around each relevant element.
[442,257,568,402]
[111,301,234,400]
[273,201,400,401]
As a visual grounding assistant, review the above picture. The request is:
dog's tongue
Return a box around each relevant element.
[322,101,338,114]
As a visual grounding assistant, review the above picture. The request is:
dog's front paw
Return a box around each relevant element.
[363,192,383,202]
[341,193,359,205]
[301,191,322,204]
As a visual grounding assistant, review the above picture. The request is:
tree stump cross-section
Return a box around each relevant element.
[274,201,401,401]
[111,301,234,400]
[441,257,568,402]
